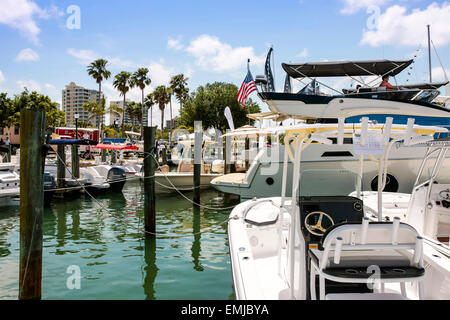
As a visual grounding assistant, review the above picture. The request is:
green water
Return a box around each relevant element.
[0,181,237,300]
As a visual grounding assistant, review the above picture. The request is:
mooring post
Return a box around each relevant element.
[223,134,231,174]
[245,136,250,170]
[144,126,157,235]
[56,144,66,189]
[7,144,12,162]
[19,108,45,300]
[111,150,117,164]
[193,121,202,208]
[101,149,106,162]
[161,147,167,165]
[71,145,80,179]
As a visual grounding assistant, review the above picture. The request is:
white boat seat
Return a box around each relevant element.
[326,293,407,300]
[309,221,425,300]
[309,249,411,268]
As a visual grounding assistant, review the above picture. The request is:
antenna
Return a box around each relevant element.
[427,25,432,83]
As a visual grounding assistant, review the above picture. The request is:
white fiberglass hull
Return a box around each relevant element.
[211,144,450,201]
[153,172,222,194]
[0,188,20,207]
[228,197,450,300]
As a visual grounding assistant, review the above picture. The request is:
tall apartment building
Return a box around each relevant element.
[62,82,103,126]
[109,100,132,125]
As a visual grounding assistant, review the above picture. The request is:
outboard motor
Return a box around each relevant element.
[107,166,126,192]
[43,172,56,206]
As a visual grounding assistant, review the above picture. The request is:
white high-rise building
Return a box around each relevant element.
[62,82,103,126]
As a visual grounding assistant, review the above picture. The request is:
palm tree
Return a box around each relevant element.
[144,93,155,127]
[126,101,137,131]
[130,68,151,136]
[152,86,171,135]
[170,74,189,121]
[113,71,132,137]
[82,100,105,127]
[87,59,111,139]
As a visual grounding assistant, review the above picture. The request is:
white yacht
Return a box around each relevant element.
[227,119,450,300]
[212,58,450,200]
[138,140,224,194]
[0,163,20,206]
[211,124,450,201]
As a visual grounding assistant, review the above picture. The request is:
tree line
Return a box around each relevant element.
[0,59,261,141]
[0,90,65,136]
[85,59,189,139]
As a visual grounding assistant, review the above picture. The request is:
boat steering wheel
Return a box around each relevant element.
[304,211,335,237]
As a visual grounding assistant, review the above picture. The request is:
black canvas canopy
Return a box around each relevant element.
[283,59,414,78]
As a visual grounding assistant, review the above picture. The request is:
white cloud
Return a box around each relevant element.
[185,34,265,72]
[15,48,40,61]
[296,48,308,58]
[0,70,5,83]
[17,79,41,92]
[361,3,450,47]
[431,67,450,82]
[0,0,62,44]
[167,37,184,50]
[340,0,392,15]
[67,48,100,65]
[67,48,138,69]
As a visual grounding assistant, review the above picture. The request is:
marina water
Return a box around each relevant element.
[0,181,236,300]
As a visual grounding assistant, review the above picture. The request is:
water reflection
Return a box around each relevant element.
[143,237,158,300]
[191,209,203,272]
[0,182,238,300]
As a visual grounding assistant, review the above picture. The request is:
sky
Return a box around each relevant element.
[1,0,450,128]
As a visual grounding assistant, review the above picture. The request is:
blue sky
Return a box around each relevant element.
[1,0,449,126]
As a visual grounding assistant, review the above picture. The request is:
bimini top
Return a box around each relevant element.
[282,59,413,78]
[49,139,98,145]
[93,143,139,150]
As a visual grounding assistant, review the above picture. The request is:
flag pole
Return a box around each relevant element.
[247,58,250,125]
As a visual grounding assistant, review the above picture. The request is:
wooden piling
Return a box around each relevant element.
[223,135,231,174]
[56,144,66,189]
[101,149,106,162]
[193,122,202,208]
[71,145,80,179]
[245,136,250,170]
[161,147,167,165]
[19,108,45,300]
[7,144,12,162]
[144,126,156,234]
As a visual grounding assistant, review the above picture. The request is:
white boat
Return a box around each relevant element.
[79,166,110,192]
[0,163,56,206]
[213,58,450,201]
[0,163,20,206]
[138,140,224,194]
[212,124,450,201]
[138,159,222,194]
[227,120,450,300]
[153,171,222,194]
[87,165,127,192]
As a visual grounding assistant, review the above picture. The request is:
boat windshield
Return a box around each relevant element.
[299,169,360,197]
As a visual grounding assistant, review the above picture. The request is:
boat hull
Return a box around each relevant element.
[150,173,222,194]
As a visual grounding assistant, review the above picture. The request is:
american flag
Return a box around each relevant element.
[237,69,256,108]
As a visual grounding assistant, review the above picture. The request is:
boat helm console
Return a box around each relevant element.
[298,196,364,245]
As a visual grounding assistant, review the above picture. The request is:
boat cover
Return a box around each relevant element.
[93,144,139,150]
[282,59,413,78]
[49,139,98,145]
